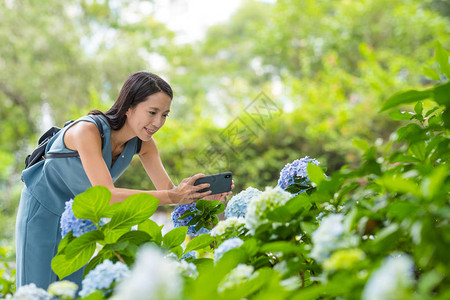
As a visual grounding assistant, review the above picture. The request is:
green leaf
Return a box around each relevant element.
[266,206,292,222]
[102,202,122,218]
[307,163,326,186]
[380,89,433,112]
[103,226,131,244]
[352,138,370,151]
[72,186,111,223]
[414,102,423,116]
[169,245,183,258]
[64,230,104,258]
[370,223,401,253]
[138,219,163,245]
[285,194,312,216]
[260,241,301,254]
[435,41,450,79]
[388,110,413,121]
[185,234,214,254]
[433,82,450,106]
[418,269,444,295]
[178,210,196,220]
[409,141,426,161]
[107,193,159,231]
[117,230,151,246]
[57,231,74,254]
[421,165,448,200]
[80,290,105,300]
[51,243,97,279]
[83,249,114,276]
[376,176,421,197]
[163,227,188,248]
[423,66,440,81]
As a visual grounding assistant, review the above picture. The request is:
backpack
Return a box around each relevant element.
[24,115,142,170]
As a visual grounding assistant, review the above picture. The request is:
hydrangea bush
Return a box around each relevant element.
[3,44,449,299]
[224,187,262,218]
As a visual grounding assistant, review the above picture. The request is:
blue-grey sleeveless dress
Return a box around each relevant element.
[16,114,139,289]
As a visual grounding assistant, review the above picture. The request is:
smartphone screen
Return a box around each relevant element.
[194,172,232,195]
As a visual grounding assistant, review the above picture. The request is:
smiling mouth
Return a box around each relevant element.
[144,127,156,135]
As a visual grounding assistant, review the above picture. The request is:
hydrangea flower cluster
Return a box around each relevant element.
[79,260,130,298]
[181,250,198,261]
[173,260,199,279]
[12,283,51,300]
[47,280,79,299]
[112,245,183,300]
[60,199,97,238]
[171,203,210,236]
[310,214,346,262]
[245,186,293,234]
[362,253,415,300]
[214,237,244,262]
[277,156,320,195]
[224,187,262,218]
[218,264,255,292]
[210,217,246,237]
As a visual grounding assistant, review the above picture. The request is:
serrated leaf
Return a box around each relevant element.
[73,186,111,223]
[184,234,214,254]
[64,230,104,258]
[51,243,96,279]
[138,219,163,245]
[117,230,151,246]
[163,227,188,248]
[107,193,159,231]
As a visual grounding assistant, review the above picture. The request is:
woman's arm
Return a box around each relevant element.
[65,121,211,205]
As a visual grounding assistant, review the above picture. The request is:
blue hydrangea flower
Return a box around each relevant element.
[60,199,97,238]
[171,203,210,236]
[181,250,198,261]
[224,187,262,219]
[79,260,130,298]
[277,156,320,195]
[214,237,244,262]
[310,214,345,262]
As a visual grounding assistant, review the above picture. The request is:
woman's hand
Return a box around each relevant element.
[202,179,235,202]
[170,173,212,205]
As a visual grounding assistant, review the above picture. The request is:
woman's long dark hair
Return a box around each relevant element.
[89,71,173,130]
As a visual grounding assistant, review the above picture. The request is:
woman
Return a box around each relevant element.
[16,71,234,289]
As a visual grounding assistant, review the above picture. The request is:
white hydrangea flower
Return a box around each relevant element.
[112,245,183,300]
[14,283,51,300]
[173,260,199,279]
[245,186,292,234]
[310,214,346,262]
[47,280,78,299]
[362,253,415,300]
[214,237,244,262]
[218,264,255,293]
[210,217,246,237]
[225,187,263,218]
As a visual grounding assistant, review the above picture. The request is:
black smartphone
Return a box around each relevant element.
[194,172,232,195]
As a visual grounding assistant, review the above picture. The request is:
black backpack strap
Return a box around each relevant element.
[45,115,105,159]
[136,138,142,155]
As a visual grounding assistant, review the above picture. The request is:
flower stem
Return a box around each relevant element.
[114,251,126,264]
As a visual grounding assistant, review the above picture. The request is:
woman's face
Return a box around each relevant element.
[126,91,172,141]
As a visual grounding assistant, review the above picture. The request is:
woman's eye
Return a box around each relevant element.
[163,114,169,118]
[149,111,156,115]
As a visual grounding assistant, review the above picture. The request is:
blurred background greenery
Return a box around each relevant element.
[0,0,449,250]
